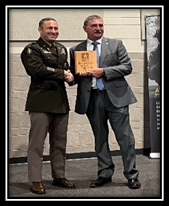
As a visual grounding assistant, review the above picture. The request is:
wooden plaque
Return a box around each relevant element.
[74,51,97,74]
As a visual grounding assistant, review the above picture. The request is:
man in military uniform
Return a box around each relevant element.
[21,17,75,194]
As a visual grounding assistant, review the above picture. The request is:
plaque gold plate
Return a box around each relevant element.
[74,51,97,74]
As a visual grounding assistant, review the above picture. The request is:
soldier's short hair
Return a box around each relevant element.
[39,18,57,28]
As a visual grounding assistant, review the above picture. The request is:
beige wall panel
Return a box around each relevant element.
[120,39,145,53]
[104,29,144,52]
[104,18,140,25]
[9,8,103,41]
[103,9,140,17]
[104,25,140,38]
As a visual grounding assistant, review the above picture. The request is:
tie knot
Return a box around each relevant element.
[92,41,99,46]
[92,42,99,51]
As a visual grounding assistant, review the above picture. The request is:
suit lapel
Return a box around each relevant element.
[100,37,109,66]
[76,40,87,51]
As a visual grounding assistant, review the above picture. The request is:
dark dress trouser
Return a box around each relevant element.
[86,89,139,180]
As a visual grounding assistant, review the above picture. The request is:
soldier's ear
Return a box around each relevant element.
[38,27,42,33]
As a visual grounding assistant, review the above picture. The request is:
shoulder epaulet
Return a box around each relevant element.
[55,42,66,49]
[31,41,37,45]
[25,42,37,48]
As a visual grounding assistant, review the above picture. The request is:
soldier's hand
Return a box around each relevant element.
[64,70,74,82]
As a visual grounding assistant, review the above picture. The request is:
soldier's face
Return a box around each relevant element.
[83,18,104,41]
[38,20,59,44]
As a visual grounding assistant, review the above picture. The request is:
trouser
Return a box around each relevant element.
[27,112,69,182]
[86,90,139,180]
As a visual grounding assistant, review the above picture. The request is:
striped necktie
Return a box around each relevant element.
[92,42,104,90]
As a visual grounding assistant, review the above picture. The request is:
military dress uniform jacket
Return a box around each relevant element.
[69,37,137,114]
[21,37,70,113]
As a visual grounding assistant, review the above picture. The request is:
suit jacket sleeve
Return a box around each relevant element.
[103,39,133,81]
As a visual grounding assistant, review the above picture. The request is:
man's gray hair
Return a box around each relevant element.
[83,15,103,26]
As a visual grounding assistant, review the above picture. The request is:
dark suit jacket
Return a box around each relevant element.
[69,37,137,114]
[21,37,70,113]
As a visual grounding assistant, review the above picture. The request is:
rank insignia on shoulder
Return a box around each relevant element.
[27,48,32,54]
[60,48,66,55]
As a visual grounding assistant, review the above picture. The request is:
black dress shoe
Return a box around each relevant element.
[52,178,75,188]
[30,182,46,194]
[90,177,112,188]
[128,179,141,189]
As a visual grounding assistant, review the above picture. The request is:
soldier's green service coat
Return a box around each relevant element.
[21,37,70,113]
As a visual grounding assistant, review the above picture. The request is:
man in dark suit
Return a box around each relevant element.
[69,15,141,189]
[21,17,75,194]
